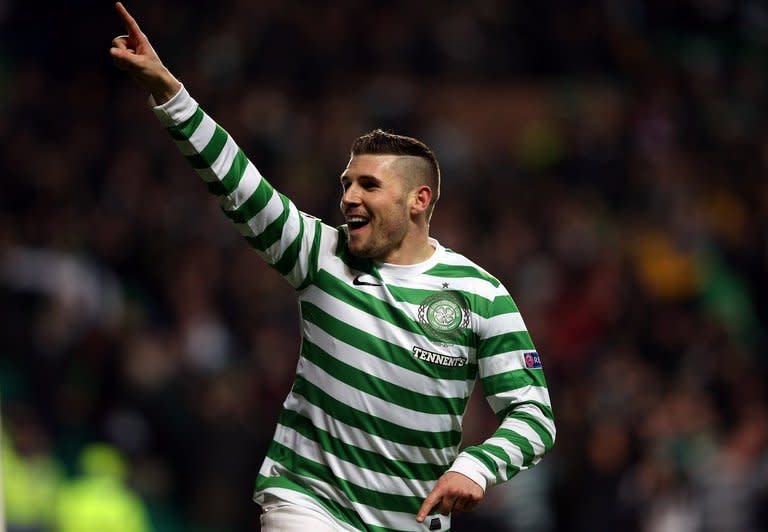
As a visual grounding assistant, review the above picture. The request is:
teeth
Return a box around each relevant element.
[347,217,368,223]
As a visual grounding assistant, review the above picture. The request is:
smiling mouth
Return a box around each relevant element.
[346,216,370,230]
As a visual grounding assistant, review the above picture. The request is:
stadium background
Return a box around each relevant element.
[1,1,767,530]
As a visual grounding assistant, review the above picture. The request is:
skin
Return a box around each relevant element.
[110,2,484,521]
[340,154,434,264]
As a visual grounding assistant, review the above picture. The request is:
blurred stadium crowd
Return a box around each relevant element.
[1,1,767,530]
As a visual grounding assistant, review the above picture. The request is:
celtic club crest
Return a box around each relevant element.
[418,291,469,341]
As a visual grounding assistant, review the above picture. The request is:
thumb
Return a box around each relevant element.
[110,46,136,63]
[110,46,143,71]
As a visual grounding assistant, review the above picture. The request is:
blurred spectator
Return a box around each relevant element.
[53,444,150,532]
[3,409,62,532]
[1,0,767,530]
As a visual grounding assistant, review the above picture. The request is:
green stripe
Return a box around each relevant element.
[301,341,465,416]
[300,300,474,381]
[489,294,519,313]
[313,270,474,348]
[385,285,495,318]
[255,474,365,530]
[244,193,290,250]
[494,428,535,466]
[479,331,534,357]
[424,263,500,287]
[509,410,555,451]
[168,106,204,140]
[297,219,322,291]
[279,408,445,481]
[185,124,228,169]
[223,176,273,224]
[273,214,305,276]
[219,149,250,195]
[266,442,425,513]
[294,375,460,449]
[464,447,498,478]
[208,148,252,196]
[498,400,554,422]
[481,368,548,396]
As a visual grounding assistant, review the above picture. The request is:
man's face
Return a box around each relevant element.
[340,154,413,262]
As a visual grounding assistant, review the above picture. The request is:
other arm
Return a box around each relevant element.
[417,288,556,522]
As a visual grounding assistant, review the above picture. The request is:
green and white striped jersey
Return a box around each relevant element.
[152,87,555,532]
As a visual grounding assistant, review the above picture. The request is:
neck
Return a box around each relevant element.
[379,228,435,265]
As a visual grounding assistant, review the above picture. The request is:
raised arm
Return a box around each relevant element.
[109,2,181,103]
[109,2,324,290]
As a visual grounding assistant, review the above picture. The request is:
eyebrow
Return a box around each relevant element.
[340,174,382,185]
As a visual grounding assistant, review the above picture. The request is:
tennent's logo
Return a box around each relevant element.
[412,346,466,367]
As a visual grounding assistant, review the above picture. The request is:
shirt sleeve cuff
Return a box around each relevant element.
[149,85,198,127]
[447,454,488,492]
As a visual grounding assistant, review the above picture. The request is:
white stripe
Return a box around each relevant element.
[236,189,284,237]
[259,457,443,531]
[482,435,521,478]
[261,203,302,264]
[219,163,262,211]
[282,399,456,466]
[483,311,527,336]
[209,134,239,180]
[255,486,359,532]
[322,252,500,305]
[515,402,556,441]
[423,274,501,301]
[486,384,551,415]
[285,218,318,288]
[275,423,430,497]
[300,357,455,433]
[353,502,448,531]
[479,349,530,376]
[195,166,218,182]
[174,113,217,156]
[302,285,470,362]
[304,321,468,400]
[258,457,358,524]
[499,416,549,458]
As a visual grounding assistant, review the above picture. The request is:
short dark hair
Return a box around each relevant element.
[351,129,441,218]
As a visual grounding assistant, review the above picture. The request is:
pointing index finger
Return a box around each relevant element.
[115,2,142,38]
[416,492,440,522]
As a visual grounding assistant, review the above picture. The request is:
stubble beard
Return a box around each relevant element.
[348,216,409,261]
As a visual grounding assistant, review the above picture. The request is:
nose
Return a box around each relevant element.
[341,184,361,208]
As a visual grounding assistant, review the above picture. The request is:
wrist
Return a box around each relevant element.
[149,71,182,105]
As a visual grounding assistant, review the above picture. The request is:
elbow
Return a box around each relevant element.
[547,424,557,453]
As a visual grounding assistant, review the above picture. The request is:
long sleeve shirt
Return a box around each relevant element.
[152,86,555,532]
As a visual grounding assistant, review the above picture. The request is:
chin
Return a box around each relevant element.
[347,241,376,259]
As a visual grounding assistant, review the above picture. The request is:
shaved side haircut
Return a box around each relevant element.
[351,129,441,220]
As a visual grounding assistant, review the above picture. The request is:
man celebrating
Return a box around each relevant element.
[110,3,555,530]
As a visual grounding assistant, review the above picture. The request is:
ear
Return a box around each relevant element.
[410,185,433,216]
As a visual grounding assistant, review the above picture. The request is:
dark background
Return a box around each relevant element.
[1,1,767,530]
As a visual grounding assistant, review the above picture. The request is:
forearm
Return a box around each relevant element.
[150,86,317,287]
[454,290,556,490]
[449,400,555,490]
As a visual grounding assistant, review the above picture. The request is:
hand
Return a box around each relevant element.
[109,2,181,104]
[416,471,484,523]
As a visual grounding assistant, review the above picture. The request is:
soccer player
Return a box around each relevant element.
[110,3,555,530]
